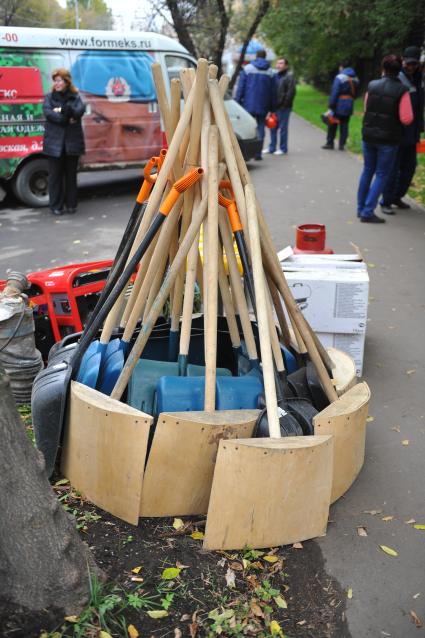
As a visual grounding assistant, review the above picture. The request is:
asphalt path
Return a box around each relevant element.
[1,114,424,637]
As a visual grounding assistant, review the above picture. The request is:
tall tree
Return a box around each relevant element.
[0,366,102,611]
[64,0,113,30]
[261,0,425,89]
[153,0,271,78]
[0,0,65,27]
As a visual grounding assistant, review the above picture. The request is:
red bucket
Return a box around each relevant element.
[294,224,333,254]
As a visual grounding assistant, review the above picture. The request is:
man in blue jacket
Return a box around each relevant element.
[322,61,359,150]
[380,46,425,214]
[236,50,274,160]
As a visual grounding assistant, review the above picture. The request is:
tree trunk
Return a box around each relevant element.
[229,0,271,91]
[165,0,198,59]
[0,366,102,612]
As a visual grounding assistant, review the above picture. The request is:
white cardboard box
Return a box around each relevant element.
[316,332,366,376]
[284,269,369,334]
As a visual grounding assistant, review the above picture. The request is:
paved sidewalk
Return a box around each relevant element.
[253,114,425,638]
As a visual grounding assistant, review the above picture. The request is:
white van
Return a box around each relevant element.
[0,26,261,206]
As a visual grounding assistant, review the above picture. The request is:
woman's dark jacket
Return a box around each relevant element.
[362,77,408,145]
[43,90,86,157]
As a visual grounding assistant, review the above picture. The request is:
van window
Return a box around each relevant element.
[164,55,196,82]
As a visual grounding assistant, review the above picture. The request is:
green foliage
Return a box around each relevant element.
[261,0,425,87]
[0,0,113,30]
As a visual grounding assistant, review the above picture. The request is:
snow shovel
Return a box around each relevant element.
[138,131,259,518]
[76,167,204,390]
[201,183,334,551]
[76,156,161,383]
[32,74,200,475]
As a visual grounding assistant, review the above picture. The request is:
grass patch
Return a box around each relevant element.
[293,83,425,206]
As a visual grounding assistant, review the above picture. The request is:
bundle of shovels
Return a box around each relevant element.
[32,59,347,548]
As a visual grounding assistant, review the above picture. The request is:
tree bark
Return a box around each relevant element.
[213,0,230,73]
[229,0,271,91]
[0,366,102,612]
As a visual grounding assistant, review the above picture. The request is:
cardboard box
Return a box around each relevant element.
[276,249,369,376]
[283,269,369,335]
[316,332,366,376]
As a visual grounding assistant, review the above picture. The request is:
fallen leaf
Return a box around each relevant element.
[131,577,144,583]
[64,616,79,623]
[174,629,183,638]
[131,566,142,574]
[176,560,190,569]
[366,416,375,423]
[225,567,236,588]
[405,519,416,525]
[270,620,284,635]
[380,545,398,557]
[180,614,191,621]
[189,621,198,638]
[413,593,421,599]
[410,610,423,628]
[297,620,307,626]
[263,555,279,563]
[357,526,368,537]
[274,595,288,609]
[347,588,353,599]
[292,542,303,549]
[230,561,244,571]
[99,632,113,638]
[242,558,250,570]
[391,426,401,432]
[191,530,204,540]
[173,518,184,530]
[162,567,181,580]
[364,509,383,516]
[406,369,416,375]
[413,524,425,530]
[73,239,81,244]
[54,478,69,486]
[250,601,264,617]
[147,610,169,619]
[382,516,394,522]
[401,440,410,446]
[128,625,139,638]
[367,263,376,268]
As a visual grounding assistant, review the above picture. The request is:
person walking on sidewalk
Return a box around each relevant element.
[322,61,359,151]
[236,50,274,160]
[357,55,413,224]
[380,46,424,214]
[43,68,86,216]
[263,58,296,156]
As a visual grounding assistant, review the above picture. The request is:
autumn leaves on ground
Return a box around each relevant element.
[1,467,348,638]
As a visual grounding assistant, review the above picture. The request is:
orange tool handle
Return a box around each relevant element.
[218,191,243,233]
[136,156,159,204]
[158,148,167,171]
[159,167,204,216]
[219,180,234,197]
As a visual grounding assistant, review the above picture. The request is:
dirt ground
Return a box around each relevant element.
[0,479,350,638]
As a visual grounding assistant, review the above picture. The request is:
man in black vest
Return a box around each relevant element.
[357,55,413,223]
[380,46,424,214]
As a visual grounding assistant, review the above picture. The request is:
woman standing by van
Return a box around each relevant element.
[43,68,86,216]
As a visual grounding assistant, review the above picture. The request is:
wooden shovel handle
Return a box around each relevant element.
[245,183,280,438]
[217,250,241,350]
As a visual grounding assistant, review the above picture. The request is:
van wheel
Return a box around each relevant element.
[12,158,49,207]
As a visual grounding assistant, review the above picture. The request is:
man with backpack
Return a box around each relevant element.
[322,60,359,151]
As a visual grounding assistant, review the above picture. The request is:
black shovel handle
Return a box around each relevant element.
[70,212,166,379]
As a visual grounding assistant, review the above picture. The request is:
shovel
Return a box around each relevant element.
[81,167,203,392]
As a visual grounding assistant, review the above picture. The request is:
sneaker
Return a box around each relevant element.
[274,150,284,155]
[51,208,63,216]
[262,148,272,154]
[393,198,410,209]
[360,214,386,223]
[66,208,77,214]
[381,205,395,215]
[254,156,263,161]
[322,143,334,150]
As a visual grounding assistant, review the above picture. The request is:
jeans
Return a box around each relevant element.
[254,115,266,159]
[381,144,417,205]
[48,153,79,211]
[269,107,292,153]
[357,142,398,218]
[327,115,349,148]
